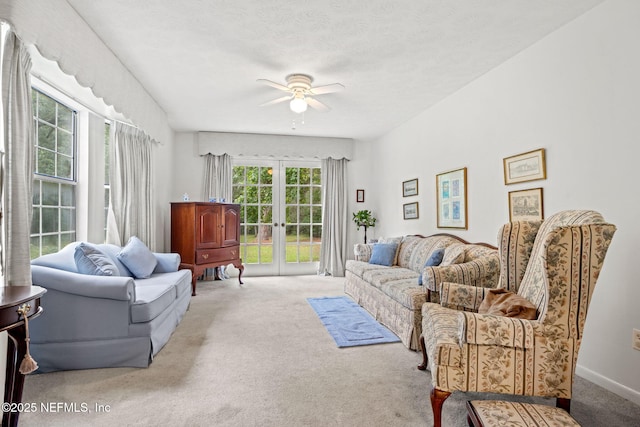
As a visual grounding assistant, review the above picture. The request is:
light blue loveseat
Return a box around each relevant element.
[29,241,192,373]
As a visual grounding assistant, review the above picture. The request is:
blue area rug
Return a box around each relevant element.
[307,296,401,347]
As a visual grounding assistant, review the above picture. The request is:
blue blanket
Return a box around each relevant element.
[307,296,401,347]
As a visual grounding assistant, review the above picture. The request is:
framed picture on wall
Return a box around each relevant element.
[403,202,419,220]
[436,167,468,229]
[402,178,418,197]
[356,189,365,203]
[503,148,546,185]
[509,187,544,221]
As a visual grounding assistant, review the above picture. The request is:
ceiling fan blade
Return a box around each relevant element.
[306,97,330,112]
[257,79,291,92]
[259,95,293,107]
[309,83,345,95]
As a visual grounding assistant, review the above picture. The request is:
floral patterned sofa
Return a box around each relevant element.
[344,234,499,350]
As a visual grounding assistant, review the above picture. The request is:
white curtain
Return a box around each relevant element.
[318,157,348,277]
[1,30,34,286]
[202,153,232,202]
[107,122,156,250]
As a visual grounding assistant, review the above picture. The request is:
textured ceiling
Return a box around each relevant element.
[66,0,602,140]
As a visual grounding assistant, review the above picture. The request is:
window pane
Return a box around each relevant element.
[300,168,311,185]
[245,185,258,204]
[246,205,258,224]
[246,166,259,184]
[312,187,322,204]
[285,186,297,203]
[57,154,72,179]
[30,237,40,259]
[38,94,56,125]
[41,235,59,255]
[57,129,72,155]
[60,184,74,206]
[286,168,298,185]
[42,181,59,205]
[60,208,75,231]
[37,148,56,175]
[312,206,322,223]
[57,104,73,131]
[299,206,310,224]
[259,245,273,264]
[259,206,272,224]
[42,207,59,233]
[259,186,272,204]
[32,181,41,204]
[38,122,56,150]
[260,167,273,184]
[232,185,244,204]
[312,168,321,185]
[286,206,298,223]
[60,233,75,248]
[31,208,40,234]
[299,187,310,204]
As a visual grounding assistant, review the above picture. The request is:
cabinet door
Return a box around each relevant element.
[222,205,240,247]
[196,204,221,249]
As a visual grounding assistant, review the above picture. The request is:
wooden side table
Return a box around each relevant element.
[0,286,46,427]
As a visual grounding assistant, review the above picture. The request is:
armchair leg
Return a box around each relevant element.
[430,387,451,427]
[557,398,571,413]
[417,335,428,370]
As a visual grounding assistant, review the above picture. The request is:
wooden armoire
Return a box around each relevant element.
[170,202,244,295]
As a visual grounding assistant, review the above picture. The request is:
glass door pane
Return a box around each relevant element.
[280,161,322,275]
[232,161,278,276]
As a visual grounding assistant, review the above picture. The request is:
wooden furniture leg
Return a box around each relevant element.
[430,388,451,427]
[417,335,428,370]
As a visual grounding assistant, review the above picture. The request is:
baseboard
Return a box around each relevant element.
[576,364,640,406]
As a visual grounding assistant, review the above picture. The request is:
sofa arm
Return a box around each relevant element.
[423,254,500,292]
[354,243,374,262]
[153,252,181,273]
[31,265,135,301]
[439,282,489,311]
[459,311,537,349]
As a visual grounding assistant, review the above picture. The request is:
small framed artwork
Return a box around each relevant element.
[356,189,365,203]
[509,188,544,221]
[403,202,419,220]
[436,167,467,229]
[402,178,418,197]
[503,148,546,185]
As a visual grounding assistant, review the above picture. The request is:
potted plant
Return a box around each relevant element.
[352,210,377,243]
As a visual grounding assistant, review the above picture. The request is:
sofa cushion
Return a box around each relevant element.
[131,283,177,324]
[363,267,419,291]
[345,260,389,279]
[378,236,403,265]
[369,243,398,266]
[117,236,158,279]
[74,242,119,276]
[418,248,445,285]
[442,244,466,265]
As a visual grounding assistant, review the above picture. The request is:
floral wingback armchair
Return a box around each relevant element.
[418,210,616,427]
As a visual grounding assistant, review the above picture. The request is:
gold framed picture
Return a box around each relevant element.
[503,148,546,185]
[436,167,467,229]
[508,187,544,221]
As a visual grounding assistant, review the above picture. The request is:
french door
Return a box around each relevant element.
[232,159,322,276]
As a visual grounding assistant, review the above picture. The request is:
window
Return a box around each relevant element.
[31,89,77,258]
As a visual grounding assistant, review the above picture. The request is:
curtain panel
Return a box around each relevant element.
[1,30,34,286]
[318,157,348,277]
[202,153,232,202]
[107,122,156,250]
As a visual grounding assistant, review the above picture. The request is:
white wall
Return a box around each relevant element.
[349,0,640,403]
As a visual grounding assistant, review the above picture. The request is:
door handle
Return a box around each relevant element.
[273,223,278,227]
[281,223,285,227]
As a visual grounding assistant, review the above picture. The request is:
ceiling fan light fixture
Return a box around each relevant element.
[290,95,307,113]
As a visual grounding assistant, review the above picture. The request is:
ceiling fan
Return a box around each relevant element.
[257,74,344,113]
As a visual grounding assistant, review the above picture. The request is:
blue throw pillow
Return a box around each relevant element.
[369,243,398,266]
[74,242,119,276]
[117,236,158,279]
[418,248,445,285]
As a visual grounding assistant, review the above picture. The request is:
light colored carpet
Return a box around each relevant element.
[20,275,640,426]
